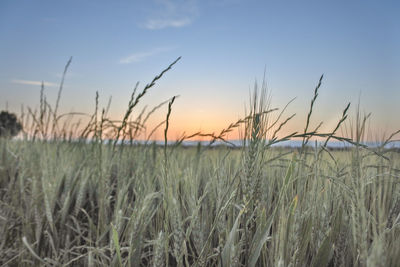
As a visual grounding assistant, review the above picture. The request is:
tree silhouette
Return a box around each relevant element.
[0,111,22,137]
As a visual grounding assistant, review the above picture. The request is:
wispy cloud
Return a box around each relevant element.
[119,47,175,64]
[144,17,192,30]
[142,0,198,30]
[11,79,58,87]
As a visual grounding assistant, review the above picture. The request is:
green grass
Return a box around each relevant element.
[1,59,399,266]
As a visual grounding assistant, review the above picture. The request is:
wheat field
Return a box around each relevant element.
[1,59,399,266]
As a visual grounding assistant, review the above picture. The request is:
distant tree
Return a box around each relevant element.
[0,111,22,137]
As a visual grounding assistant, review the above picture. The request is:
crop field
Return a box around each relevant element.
[1,61,400,266]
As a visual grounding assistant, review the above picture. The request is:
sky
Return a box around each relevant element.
[0,0,399,141]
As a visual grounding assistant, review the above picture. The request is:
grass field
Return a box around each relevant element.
[1,60,400,266]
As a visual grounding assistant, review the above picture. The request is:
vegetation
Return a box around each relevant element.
[0,111,22,137]
[0,58,399,266]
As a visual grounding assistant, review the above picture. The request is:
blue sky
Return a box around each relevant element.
[0,0,399,139]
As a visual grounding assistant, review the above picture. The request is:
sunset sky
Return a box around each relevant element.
[0,0,399,140]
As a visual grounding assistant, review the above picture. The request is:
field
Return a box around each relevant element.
[1,61,400,266]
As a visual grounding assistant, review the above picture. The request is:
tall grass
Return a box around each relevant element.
[0,58,399,266]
